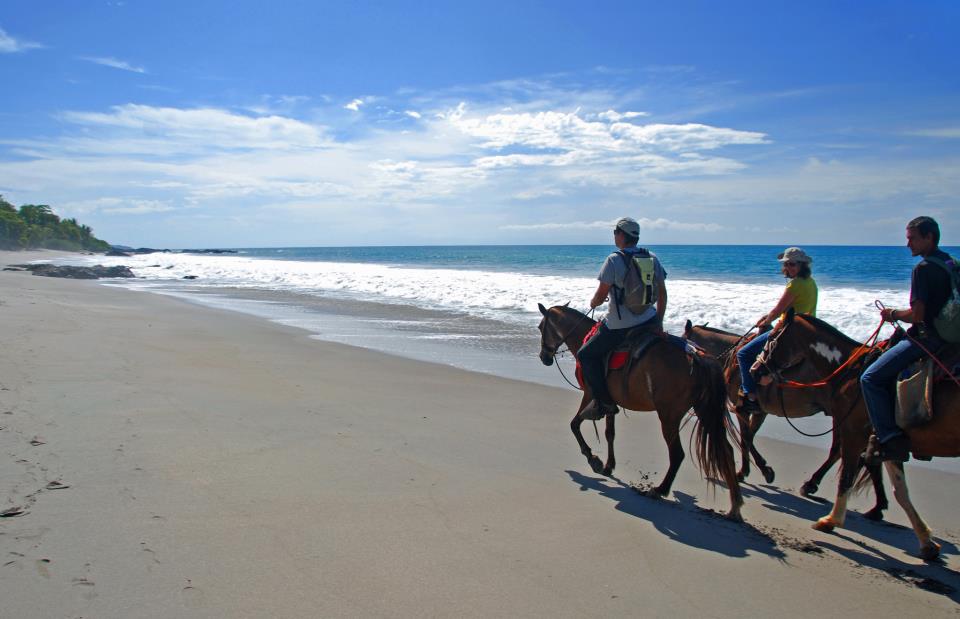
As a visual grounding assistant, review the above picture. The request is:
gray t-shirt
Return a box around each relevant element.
[598,248,667,330]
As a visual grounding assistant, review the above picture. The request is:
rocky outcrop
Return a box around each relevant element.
[9,264,136,279]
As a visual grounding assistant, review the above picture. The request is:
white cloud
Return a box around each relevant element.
[344,98,364,111]
[404,110,422,119]
[59,104,330,151]
[904,127,960,139]
[500,218,726,232]
[80,56,147,73]
[0,27,43,53]
[597,110,648,121]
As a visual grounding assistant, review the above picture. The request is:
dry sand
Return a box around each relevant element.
[1,250,959,617]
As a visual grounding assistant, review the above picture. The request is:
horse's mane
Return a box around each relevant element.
[691,323,737,337]
[795,314,860,347]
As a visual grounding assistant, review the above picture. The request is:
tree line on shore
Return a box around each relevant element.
[0,196,110,252]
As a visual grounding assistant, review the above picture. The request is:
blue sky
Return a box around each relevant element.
[1,1,958,248]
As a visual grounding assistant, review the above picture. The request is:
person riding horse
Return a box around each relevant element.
[737,247,818,415]
[862,216,954,465]
[578,217,667,420]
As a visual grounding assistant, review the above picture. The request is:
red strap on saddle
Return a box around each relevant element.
[574,324,629,389]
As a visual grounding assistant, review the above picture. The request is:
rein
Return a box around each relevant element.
[758,311,887,438]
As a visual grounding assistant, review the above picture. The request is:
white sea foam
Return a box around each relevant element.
[74,252,909,341]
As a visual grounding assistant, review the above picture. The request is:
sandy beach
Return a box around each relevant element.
[2,250,959,618]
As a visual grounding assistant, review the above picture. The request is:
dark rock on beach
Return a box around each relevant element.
[182,275,199,280]
[9,263,136,279]
[183,249,238,254]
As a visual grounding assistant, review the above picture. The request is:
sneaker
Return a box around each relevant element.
[580,399,619,420]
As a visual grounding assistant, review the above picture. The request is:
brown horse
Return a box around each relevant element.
[538,304,744,520]
[682,321,775,484]
[754,311,952,560]
[684,320,888,521]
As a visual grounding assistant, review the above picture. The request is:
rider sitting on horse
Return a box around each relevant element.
[737,247,818,414]
[578,217,667,420]
[862,216,953,464]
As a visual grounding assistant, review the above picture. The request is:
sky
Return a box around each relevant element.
[0,1,958,248]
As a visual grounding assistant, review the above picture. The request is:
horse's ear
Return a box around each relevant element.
[684,319,692,332]
[538,303,548,316]
[563,301,570,307]
[786,307,795,323]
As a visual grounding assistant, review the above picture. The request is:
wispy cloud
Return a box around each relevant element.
[500,218,726,232]
[79,56,147,73]
[344,98,364,111]
[0,26,43,53]
[904,127,960,139]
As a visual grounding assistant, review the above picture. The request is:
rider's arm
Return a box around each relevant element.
[590,282,612,309]
[758,289,796,328]
[882,301,923,324]
[656,279,667,320]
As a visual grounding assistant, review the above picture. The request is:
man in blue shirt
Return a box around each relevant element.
[578,217,667,419]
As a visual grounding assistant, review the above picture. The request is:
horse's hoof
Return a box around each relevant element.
[762,467,775,484]
[812,518,837,533]
[587,456,604,475]
[736,471,747,483]
[725,510,744,523]
[800,481,818,497]
[862,507,884,522]
[602,465,614,477]
[919,541,942,562]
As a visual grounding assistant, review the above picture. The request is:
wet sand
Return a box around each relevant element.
[1,250,959,617]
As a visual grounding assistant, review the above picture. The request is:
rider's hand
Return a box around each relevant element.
[755,316,770,328]
[881,307,898,322]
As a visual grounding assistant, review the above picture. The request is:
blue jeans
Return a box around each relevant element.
[860,339,926,443]
[737,330,771,396]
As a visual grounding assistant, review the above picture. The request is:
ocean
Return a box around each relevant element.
[62,244,955,462]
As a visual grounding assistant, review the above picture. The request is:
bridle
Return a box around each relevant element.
[538,306,595,390]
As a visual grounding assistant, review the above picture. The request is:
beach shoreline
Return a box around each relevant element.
[2,250,960,616]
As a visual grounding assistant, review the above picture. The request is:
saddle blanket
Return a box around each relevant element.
[574,323,701,389]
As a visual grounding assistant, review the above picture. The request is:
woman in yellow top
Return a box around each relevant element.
[737,247,818,413]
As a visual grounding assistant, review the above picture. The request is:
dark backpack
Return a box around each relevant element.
[613,249,659,318]
[922,254,960,343]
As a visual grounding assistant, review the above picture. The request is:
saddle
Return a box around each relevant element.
[574,323,701,389]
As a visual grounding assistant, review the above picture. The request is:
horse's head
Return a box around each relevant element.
[537,302,593,366]
[751,309,811,383]
[537,303,564,366]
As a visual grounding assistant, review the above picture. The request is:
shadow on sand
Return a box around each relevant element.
[566,469,787,560]
[741,481,960,601]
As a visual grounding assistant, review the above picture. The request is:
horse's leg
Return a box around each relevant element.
[883,461,939,560]
[571,393,605,475]
[812,432,861,532]
[649,410,684,497]
[801,436,840,497]
[747,413,775,484]
[861,463,888,521]
[602,412,616,476]
[735,411,752,482]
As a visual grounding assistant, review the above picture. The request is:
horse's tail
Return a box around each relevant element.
[691,354,741,490]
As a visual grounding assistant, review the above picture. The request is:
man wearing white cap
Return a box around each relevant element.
[578,217,668,419]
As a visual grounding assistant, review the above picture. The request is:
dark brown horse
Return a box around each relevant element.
[754,311,951,559]
[682,321,775,484]
[538,304,744,520]
[684,320,888,521]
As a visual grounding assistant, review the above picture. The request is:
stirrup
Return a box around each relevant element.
[581,399,618,420]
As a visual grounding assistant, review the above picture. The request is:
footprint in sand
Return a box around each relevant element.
[35,558,51,578]
[181,579,205,608]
